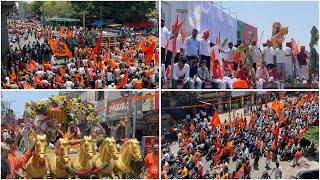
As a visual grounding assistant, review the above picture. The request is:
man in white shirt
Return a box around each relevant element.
[224,42,238,69]
[166,31,182,68]
[199,30,211,69]
[172,56,189,89]
[249,40,258,70]
[262,40,275,70]
[274,43,286,82]
[210,42,222,66]
[284,42,293,81]
[271,162,282,179]
[161,18,170,64]
[256,61,279,89]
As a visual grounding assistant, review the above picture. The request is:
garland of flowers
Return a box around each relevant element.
[65,162,110,177]
[24,96,100,125]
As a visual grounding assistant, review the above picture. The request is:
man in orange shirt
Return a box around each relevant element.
[2,138,36,179]
[265,149,273,170]
[144,144,159,179]
[194,149,201,164]
[292,148,302,167]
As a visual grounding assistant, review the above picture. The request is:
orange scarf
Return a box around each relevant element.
[213,64,223,79]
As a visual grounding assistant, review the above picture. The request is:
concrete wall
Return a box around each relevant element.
[1,2,15,52]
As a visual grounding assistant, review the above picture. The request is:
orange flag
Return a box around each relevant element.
[271,98,278,110]
[48,39,73,58]
[305,91,314,101]
[55,74,64,83]
[137,34,147,52]
[211,49,216,70]
[30,60,37,70]
[154,49,159,65]
[24,82,33,89]
[273,122,281,150]
[210,110,221,128]
[10,71,17,81]
[60,26,65,34]
[258,98,262,104]
[94,32,102,54]
[60,67,66,77]
[145,69,155,78]
[26,63,31,71]
[34,74,40,84]
[286,103,292,110]
[144,42,156,66]
[165,39,169,54]
[116,71,129,89]
[181,29,186,44]
[235,164,245,179]
[221,126,227,135]
[296,99,305,108]
[315,96,319,103]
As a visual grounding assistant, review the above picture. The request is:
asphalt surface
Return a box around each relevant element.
[167,104,319,179]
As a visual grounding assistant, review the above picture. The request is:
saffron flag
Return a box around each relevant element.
[296,99,305,108]
[273,122,281,150]
[48,39,73,58]
[116,71,129,89]
[210,109,221,128]
[154,49,159,65]
[10,71,17,81]
[60,67,66,77]
[137,34,147,52]
[305,91,314,101]
[258,98,262,104]
[55,74,64,83]
[145,42,156,65]
[181,29,186,44]
[67,29,73,39]
[34,74,40,84]
[235,164,245,179]
[94,32,102,54]
[81,76,85,87]
[24,82,33,89]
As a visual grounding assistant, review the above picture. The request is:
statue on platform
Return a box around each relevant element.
[271,22,288,48]
[114,139,143,179]
[23,134,48,179]
[68,135,95,178]
[47,138,70,179]
[93,137,119,179]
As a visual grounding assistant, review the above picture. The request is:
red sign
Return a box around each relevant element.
[141,136,159,154]
[243,21,258,41]
[18,118,24,125]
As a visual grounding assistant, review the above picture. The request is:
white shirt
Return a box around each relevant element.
[275,48,286,63]
[78,67,86,75]
[256,67,269,79]
[161,27,170,48]
[284,47,292,64]
[249,45,258,63]
[274,167,282,178]
[199,38,211,56]
[64,81,74,89]
[172,63,190,81]
[262,46,275,65]
[225,47,237,62]
[211,46,222,65]
[168,34,182,53]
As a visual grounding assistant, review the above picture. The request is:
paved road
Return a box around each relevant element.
[167,104,319,179]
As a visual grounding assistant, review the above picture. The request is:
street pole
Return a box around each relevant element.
[127,92,132,137]
[100,4,102,31]
[132,92,137,139]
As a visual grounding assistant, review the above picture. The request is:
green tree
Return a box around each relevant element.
[42,1,74,18]
[304,126,319,144]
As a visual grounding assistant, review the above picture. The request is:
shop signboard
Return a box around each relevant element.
[141,136,159,155]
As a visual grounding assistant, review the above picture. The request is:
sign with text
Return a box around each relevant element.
[141,136,159,154]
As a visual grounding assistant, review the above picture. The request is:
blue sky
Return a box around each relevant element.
[221,1,319,51]
[2,91,59,118]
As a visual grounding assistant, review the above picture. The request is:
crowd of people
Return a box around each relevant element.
[2,18,159,89]
[161,18,318,89]
[161,92,319,179]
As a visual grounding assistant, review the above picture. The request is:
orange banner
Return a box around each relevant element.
[48,39,73,58]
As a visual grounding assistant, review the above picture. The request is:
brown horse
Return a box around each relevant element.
[114,139,143,179]
[23,134,48,179]
[93,137,119,178]
[47,138,70,179]
[68,135,95,178]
